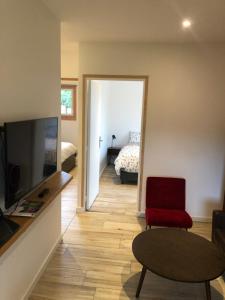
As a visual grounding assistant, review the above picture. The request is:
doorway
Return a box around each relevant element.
[60,77,79,232]
[82,75,148,214]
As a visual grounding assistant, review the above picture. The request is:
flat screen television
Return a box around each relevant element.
[4,117,58,209]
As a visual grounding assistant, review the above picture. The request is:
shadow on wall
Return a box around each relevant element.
[122,272,224,299]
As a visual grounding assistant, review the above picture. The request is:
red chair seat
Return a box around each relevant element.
[146,207,192,229]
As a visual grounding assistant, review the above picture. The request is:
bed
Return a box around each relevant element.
[114,132,140,184]
[61,142,77,173]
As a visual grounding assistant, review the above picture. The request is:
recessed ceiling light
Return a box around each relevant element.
[182,19,192,29]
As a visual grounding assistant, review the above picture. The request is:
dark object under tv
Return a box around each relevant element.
[3,117,58,210]
[0,208,20,247]
[120,168,138,184]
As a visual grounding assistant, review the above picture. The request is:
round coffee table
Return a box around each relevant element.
[132,228,225,299]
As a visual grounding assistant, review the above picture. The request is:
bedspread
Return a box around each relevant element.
[114,144,139,175]
[61,142,77,163]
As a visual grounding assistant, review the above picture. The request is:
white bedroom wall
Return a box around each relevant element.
[95,80,143,175]
[61,119,79,145]
[105,80,143,147]
[78,42,225,220]
[61,42,79,146]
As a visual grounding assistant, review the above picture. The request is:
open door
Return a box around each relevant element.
[86,80,101,209]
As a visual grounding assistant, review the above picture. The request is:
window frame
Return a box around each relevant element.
[61,84,77,121]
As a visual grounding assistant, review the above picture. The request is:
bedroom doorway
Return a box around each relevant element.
[83,75,148,214]
[60,77,79,232]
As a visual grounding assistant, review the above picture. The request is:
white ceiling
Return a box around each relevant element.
[43,0,225,45]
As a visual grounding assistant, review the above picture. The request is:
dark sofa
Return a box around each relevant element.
[212,195,225,252]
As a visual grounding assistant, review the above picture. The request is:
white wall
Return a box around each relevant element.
[105,80,143,147]
[0,0,60,298]
[0,0,60,122]
[96,80,143,174]
[61,114,79,145]
[61,43,79,77]
[78,42,225,219]
[0,196,61,300]
[61,43,79,146]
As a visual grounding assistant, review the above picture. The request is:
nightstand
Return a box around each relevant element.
[107,147,121,165]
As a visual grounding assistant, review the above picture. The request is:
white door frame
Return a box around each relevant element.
[81,74,149,212]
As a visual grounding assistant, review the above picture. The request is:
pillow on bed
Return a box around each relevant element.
[129,131,141,144]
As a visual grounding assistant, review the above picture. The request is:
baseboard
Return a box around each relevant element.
[192,216,212,222]
[76,206,86,213]
[99,163,107,178]
[136,211,145,218]
[137,211,212,223]
[22,234,62,300]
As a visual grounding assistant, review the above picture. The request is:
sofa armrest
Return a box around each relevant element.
[212,210,225,242]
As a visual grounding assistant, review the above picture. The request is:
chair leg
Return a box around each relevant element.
[136,266,147,298]
[205,281,211,300]
[145,224,151,230]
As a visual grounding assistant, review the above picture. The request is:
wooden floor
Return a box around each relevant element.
[61,167,78,234]
[90,166,138,215]
[29,166,224,300]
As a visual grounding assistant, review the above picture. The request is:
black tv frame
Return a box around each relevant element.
[3,117,58,211]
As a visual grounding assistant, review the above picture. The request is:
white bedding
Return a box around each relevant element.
[61,142,77,163]
[114,144,140,175]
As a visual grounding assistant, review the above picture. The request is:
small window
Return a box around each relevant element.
[61,84,77,120]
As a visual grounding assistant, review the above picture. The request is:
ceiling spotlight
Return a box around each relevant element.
[182,19,192,29]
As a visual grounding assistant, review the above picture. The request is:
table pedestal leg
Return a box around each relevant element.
[136,266,147,298]
[205,281,211,300]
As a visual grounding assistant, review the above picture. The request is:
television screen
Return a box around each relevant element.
[4,117,58,209]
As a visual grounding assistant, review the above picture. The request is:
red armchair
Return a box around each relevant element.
[145,177,192,230]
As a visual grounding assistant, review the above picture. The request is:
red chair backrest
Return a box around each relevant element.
[146,177,185,210]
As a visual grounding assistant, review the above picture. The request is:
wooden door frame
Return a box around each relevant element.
[81,74,149,212]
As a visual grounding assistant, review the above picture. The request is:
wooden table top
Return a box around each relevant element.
[132,228,225,283]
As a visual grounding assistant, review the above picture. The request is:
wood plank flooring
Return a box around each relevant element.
[90,166,138,216]
[29,166,224,300]
[61,167,78,234]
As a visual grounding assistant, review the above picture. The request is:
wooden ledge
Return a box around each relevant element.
[0,171,72,257]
